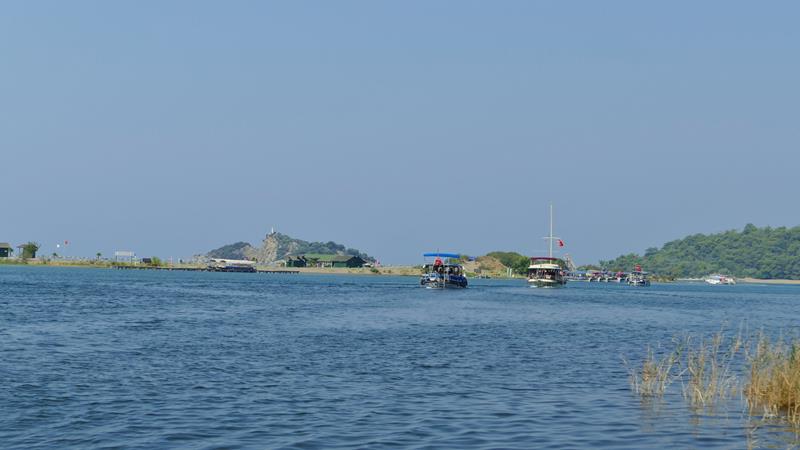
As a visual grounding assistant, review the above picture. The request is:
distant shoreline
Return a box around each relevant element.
[0,260,425,277]
[738,277,800,285]
[2,260,799,284]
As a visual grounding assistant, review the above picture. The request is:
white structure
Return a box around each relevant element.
[114,251,135,263]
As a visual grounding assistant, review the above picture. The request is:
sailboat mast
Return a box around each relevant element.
[549,204,553,258]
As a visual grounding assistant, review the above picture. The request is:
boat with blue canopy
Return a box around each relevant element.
[420,253,468,289]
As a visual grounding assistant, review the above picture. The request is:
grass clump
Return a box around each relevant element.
[683,332,743,408]
[627,330,744,408]
[630,329,800,445]
[627,341,684,397]
[745,335,800,425]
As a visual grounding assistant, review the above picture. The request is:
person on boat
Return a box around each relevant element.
[433,257,444,274]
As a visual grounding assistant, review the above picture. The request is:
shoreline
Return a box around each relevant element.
[0,260,425,277]
[738,277,800,285]
[2,261,799,284]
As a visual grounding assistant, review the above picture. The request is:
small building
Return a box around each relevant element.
[17,244,36,259]
[304,254,367,268]
[0,243,12,258]
[114,251,136,263]
[285,255,308,268]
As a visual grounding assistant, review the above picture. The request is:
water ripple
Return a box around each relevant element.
[1,266,799,448]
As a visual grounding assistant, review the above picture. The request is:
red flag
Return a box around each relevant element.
[558,239,564,247]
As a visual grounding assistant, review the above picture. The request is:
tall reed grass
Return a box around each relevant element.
[683,331,743,408]
[626,341,684,397]
[745,335,800,426]
[630,330,800,428]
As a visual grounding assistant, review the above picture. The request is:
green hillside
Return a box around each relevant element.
[206,242,251,260]
[485,251,531,275]
[598,224,800,279]
[269,233,374,261]
[206,232,375,263]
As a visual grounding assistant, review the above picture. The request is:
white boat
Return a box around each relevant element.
[528,205,567,288]
[627,272,650,286]
[705,274,736,285]
[627,264,650,286]
[528,257,568,288]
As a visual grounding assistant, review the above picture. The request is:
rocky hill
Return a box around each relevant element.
[206,242,252,260]
[206,232,375,264]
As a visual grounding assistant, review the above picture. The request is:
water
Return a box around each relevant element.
[2,266,800,449]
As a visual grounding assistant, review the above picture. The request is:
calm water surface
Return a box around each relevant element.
[2,266,800,449]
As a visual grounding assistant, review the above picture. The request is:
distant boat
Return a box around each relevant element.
[627,265,650,286]
[528,257,568,288]
[207,258,257,273]
[528,205,567,288]
[705,274,736,285]
[420,253,468,289]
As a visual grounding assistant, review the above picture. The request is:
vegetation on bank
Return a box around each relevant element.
[600,224,800,279]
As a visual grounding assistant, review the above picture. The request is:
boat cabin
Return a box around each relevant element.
[527,257,568,287]
[422,263,464,277]
[420,252,468,289]
[627,270,650,286]
[528,257,565,277]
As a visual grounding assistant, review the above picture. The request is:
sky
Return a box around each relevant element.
[1,1,798,265]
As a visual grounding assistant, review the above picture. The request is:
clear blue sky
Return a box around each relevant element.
[2,1,798,264]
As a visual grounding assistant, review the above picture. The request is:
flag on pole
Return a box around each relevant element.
[558,239,565,247]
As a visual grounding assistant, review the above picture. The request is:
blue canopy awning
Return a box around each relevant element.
[423,253,460,258]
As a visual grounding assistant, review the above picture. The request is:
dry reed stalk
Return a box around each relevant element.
[745,335,800,426]
[627,341,684,397]
[683,331,743,408]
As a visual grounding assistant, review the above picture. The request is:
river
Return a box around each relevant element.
[1,266,799,448]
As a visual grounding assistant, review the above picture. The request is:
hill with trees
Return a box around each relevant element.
[597,224,800,279]
[206,232,375,264]
[485,251,531,275]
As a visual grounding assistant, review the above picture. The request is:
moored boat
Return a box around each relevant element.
[627,265,650,286]
[207,258,257,273]
[705,274,736,285]
[420,253,468,289]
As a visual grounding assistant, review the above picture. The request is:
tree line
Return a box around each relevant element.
[597,224,800,279]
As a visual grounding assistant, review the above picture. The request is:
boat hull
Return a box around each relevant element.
[420,275,468,289]
[528,278,567,288]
